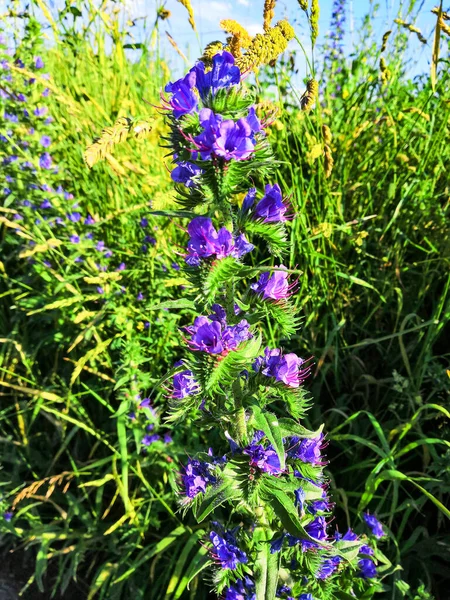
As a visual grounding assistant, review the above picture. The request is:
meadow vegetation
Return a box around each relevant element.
[0,1,448,598]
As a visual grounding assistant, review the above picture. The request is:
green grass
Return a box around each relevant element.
[0,1,449,598]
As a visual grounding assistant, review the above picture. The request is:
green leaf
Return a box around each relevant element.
[335,539,362,562]
[194,480,237,522]
[278,418,324,439]
[146,298,196,311]
[244,220,288,256]
[253,526,279,600]
[251,404,285,470]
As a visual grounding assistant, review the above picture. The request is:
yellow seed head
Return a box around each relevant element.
[394,18,427,43]
[228,34,243,58]
[310,0,320,46]
[298,0,309,10]
[220,19,253,48]
[157,7,171,20]
[379,57,390,85]
[176,0,196,31]
[322,124,332,145]
[432,7,449,20]
[263,0,277,31]
[324,144,334,178]
[381,30,391,52]
[439,17,450,36]
[301,78,318,111]
[236,20,295,72]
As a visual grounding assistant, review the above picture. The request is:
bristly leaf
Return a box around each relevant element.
[202,256,247,302]
[250,403,285,470]
[243,219,288,255]
[195,334,262,395]
[249,295,301,337]
[278,418,324,439]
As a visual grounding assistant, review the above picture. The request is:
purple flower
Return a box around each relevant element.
[359,558,377,578]
[186,217,253,265]
[242,187,257,212]
[301,516,328,550]
[84,214,95,225]
[193,51,240,101]
[164,70,198,118]
[194,107,260,161]
[3,511,13,522]
[270,535,285,553]
[35,56,44,69]
[244,443,282,474]
[317,556,340,579]
[171,161,203,187]
[209,530,248,570]
[39,152,53,170]
[96,241,105,251]
[4,111,18,122]
[298,595,313,600]
[253,184,289,222]
[363,512,385,538]
[163,433,173,444]
[40,135,51,147]
[224,577,256,600]
[68,212,81,223]
[142,434,160,446]
[172,370,200,399]
[289,434,324,464]
[40,199,52,209]
[34,106,48,117]
[182,458,215,498]
[140,217,148,227]
[255,347,310,388]
[294,487,306,512]
[188,317,224,354]
[251,267,290,300]
[70,234,80,244]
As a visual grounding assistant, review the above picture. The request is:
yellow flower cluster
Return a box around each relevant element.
[220,19,253,48]
[235,20,295,72]
[199,41,225,66]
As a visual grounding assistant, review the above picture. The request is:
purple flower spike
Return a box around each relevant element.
[172,370,200,399]
[193,51,241,101]
[3,511,13,522]
[251,267,290,300]
[164,70,198,118]
[182,458,215,498]
[40,135,51,148]
[363,512,385,538]
[317,556,340,579]
[256,347,310,388]
[187,217,219,262]
[171,161,203,188]
[359,558,377,578]
[301,516,328,550]
[35,56,44,69]
[242,187,257,212]
[253,183,289,222]
[142,434,160,446]
[209,530,248,570]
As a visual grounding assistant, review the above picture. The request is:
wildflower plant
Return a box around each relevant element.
[160,41,391,599]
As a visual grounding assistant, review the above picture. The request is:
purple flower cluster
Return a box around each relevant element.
[363,512,385,538]
[171,161,203,187]
[187,305,252,354]
[194,107,261,161]
[242,184,290,223]
[243,442,282,474]
[254,347,310,388]
[224,576,256,600]
[172,369,200,399]
[182,458,216,498]
[210,529,248,569]
[288,434,324,464]
[251,266,292,300]
[164,51,241,119]
[185,216,253,266]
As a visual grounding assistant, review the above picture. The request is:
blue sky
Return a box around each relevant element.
[1,0,440,80]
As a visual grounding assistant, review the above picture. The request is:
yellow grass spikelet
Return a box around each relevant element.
[301,78,318,111]
[263,0,277,31]
[166,31,188,62]
[13,472,74,510]
[322,124,332,145]
[394,18,427,43]
[236,20,295,72]
[381,30,392,52]
[379,57,390,85]
[220,20,253,49]
[200,40,226,65]
[84,117,153,168]
[175,0,196,31]
[323,144,334,178]
[157,7,171,20]
[310,0,320,46]
[298,0,309,11]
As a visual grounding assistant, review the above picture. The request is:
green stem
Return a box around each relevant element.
[232,379,247,444]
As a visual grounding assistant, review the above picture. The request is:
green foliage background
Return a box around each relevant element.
[0,1,449,598]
